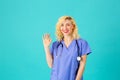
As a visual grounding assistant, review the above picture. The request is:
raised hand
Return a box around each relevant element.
[42,33,52,48]
[42,33,53,68]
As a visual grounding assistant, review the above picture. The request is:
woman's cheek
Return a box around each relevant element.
[68,27,72,32]
[60,29,64,34]
[60,27,62,31]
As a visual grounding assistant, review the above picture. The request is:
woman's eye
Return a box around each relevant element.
[61,24,64,26]
[66,24,70,26]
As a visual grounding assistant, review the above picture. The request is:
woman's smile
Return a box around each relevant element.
[62,29,69,33]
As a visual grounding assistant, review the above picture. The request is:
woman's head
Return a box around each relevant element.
[56,16,80,41]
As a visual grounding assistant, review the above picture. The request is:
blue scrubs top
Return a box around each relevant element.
[50,38,92,80]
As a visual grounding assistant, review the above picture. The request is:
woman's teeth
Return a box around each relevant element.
[63,30,69,33]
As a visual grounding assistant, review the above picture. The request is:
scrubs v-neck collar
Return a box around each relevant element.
[61,39,76,51]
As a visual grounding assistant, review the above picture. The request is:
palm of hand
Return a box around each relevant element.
[42,33,52,48]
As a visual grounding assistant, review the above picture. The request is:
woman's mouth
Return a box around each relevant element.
[62,30,69,33]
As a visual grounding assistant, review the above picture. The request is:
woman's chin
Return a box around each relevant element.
[63,33,72,36]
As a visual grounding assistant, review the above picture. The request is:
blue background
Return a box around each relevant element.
[0,0,120,80]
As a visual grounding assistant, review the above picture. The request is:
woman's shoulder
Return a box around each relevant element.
[77,38,88,44]
[77,38,87,41]
[51,40,61,46]
[52,40,60,44]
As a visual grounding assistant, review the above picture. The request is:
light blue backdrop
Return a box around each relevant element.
[0,0,120,80]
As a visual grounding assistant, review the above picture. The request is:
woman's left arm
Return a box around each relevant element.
[75,55,87,80]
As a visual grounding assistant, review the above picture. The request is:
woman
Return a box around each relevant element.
[42,16,92,80]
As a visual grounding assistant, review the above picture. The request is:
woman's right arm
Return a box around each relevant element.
[42,33,53,68]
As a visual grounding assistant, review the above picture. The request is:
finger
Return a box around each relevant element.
[46,33,49,39]
[49,35,51,39]
[47,33,49,38]
[43,33,47,39]
[47,33,50,38]
[48,33,50,37]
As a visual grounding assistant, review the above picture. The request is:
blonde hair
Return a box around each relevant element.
[55,16,80,41]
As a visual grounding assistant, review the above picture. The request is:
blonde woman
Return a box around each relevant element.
[42,16,92,80]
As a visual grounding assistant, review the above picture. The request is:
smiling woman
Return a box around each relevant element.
[42,16,92,80]
[56,16,79,41]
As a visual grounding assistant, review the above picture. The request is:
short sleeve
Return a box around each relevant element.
[50,42,54,56]
[49,41,58,56]
[81,39,92,56]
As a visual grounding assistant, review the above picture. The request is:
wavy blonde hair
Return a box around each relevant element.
[56,16,80,41]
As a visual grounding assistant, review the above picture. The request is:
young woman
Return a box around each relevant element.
[42,16,92,80]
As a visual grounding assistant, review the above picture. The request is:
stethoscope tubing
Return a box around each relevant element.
[56,40,82,60]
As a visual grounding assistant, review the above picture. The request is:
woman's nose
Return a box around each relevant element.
[63,25,67,29]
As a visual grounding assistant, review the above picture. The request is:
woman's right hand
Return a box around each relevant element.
[42,33,52,48]
[42,33,53,68]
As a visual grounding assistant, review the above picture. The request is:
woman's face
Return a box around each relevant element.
[60,19,74,37]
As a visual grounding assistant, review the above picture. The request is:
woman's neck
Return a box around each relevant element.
[63,35,74,44]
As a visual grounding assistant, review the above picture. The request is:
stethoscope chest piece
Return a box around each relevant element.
[77,56,81,61]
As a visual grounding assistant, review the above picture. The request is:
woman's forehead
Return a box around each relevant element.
[61,19,72,24]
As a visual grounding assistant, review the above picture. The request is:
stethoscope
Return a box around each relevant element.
[56,40,82,61]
